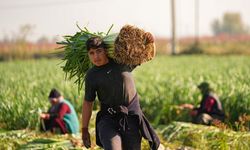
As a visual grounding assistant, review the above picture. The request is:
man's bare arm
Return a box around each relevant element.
[82,100,93,128]
[82,100,93,148]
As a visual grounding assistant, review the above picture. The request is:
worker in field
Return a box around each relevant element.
[180,82,225,125]
[40,88,79,134]
[81,34,160,150]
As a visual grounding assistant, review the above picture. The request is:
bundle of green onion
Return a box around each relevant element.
[57,25,118,91]
[57,24,155,91]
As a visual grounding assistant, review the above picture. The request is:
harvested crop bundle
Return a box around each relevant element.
[57,24,155,91]
[57,25,117,91]
[114,25,155,66]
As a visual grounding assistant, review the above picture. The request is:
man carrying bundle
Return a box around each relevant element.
[40,88,79,134]
[81,31,160,150]
[180,82,226,125]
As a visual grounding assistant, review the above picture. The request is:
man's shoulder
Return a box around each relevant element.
[85,67,98,78]
[62,99,70,104]
[61,100,73,109]
[207,92,220,101]
[61,100,69,106]
[112,60,137,72]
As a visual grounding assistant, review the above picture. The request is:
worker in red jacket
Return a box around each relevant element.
[40,88,79,134]
[180,82,225,125]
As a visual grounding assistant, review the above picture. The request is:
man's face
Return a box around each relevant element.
[199,88,208,95]
[88,48,109,66]
[49,98,59,105]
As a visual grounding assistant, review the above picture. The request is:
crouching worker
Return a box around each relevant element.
[180,82,225,125]
[40,88,79,134]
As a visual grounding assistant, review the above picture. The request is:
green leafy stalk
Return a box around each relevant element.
[57,25,118,92]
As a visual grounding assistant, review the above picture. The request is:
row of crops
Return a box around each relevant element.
[0,55,250,130]
[134,56,250,129]
[1,122,249,149]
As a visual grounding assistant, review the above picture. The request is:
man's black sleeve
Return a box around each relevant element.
[121,64,138,72]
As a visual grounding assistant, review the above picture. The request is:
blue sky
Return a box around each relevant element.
[1,0,250,41]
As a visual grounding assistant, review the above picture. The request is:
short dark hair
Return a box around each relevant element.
[198,82,213,92]
[86,36,106,51]
[48,88,61,98]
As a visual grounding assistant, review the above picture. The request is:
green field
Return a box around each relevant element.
[0,55,250,149]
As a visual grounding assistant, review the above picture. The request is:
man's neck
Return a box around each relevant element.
[97,58,110,67]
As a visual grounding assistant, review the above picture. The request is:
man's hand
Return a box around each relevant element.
[40,113,50,119]
[144,32,154,44]
[82,101,93,148]
[179,103,194,110]
[82,127,91,148]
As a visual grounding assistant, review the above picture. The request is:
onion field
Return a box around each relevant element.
[0,55,250,149]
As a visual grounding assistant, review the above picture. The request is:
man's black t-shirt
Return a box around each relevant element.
[84,59,136,106]
[85,59,161,150]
